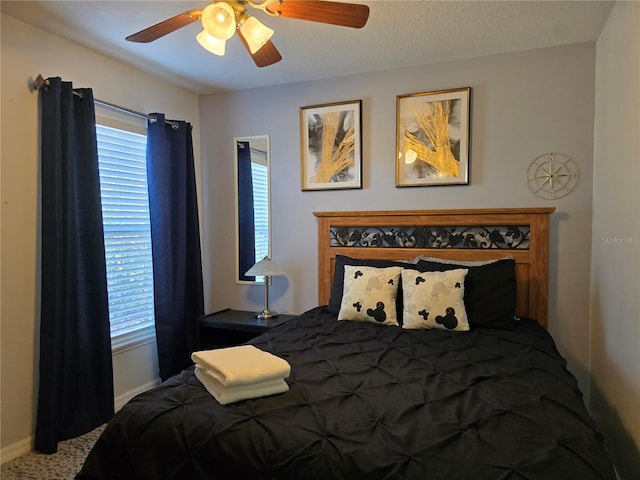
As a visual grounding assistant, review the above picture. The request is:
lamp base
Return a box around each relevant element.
[256,310,279,320]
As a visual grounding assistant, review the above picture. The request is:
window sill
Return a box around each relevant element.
[111,327,156,355]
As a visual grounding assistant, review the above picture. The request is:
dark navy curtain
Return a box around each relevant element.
[35,77,114,454]
[147,113,204,381]
[237,141,256,281]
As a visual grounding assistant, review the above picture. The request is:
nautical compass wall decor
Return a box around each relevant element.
[526,152,579,199]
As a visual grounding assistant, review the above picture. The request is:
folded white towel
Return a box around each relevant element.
[191,345,291,387]
[195,366,289,405]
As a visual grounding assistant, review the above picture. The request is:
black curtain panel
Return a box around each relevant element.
[35,77,114,454]
[237,141,257,281]
[146,113,204,381]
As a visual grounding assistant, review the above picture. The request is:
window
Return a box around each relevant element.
[96,123,155,346]
[250,151,269,264]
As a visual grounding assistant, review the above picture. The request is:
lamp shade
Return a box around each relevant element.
[245,256,286,277]
[201,2,237,40]
[197,30,226,56]
[245,256,285,320]
[239,16,274,54]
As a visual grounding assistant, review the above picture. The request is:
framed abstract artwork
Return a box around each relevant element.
[396,87,470,187]
[300,100,362,190]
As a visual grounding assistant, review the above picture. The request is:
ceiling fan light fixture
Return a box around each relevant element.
[126,0,369,67]
[201,2,237,40]
[239,15,274,54]
[197,29,226,56]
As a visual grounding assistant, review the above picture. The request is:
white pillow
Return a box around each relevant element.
[338,265,403,326]
[401,268,470,331]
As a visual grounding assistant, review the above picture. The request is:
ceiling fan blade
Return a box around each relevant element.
[266,0,369,29]
[126,9,202,43]
[238,31,283,67]
[253,41,283,67]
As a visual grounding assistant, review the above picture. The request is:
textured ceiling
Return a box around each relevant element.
[1,1,614,95]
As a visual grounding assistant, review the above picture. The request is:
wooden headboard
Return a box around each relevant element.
[314,208,555,328]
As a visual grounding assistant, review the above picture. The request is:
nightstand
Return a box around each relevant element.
[198,308,296,349]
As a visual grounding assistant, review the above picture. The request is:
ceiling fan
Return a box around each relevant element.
[126,0,370,68]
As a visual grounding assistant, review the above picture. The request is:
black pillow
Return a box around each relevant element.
[417,258,517,328]
[328,255,418,314]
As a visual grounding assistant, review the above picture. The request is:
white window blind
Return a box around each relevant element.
[96,124,155,340]
[251,161,269,263]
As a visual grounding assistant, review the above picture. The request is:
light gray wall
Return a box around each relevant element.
[592,2,640,478]
[0,13,200,454]
[201,43,597,394]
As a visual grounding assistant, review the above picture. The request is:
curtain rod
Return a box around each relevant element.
[33,74,179,128]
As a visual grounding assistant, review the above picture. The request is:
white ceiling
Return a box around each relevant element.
[2,0,615,95]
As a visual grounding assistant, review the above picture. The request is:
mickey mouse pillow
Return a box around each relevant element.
[338,265,403,326]
[401,268,470,331]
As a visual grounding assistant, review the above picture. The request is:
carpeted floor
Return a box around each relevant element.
[0,426,104,480]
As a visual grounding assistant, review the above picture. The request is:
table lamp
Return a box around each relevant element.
[245,256,286,320]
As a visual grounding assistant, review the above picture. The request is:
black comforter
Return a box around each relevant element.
[77,306,615,480]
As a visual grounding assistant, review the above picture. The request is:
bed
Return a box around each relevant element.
[77,208,616,480]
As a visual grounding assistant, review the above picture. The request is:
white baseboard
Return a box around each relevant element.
[1,380,160,465]
[0,436,32,465]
